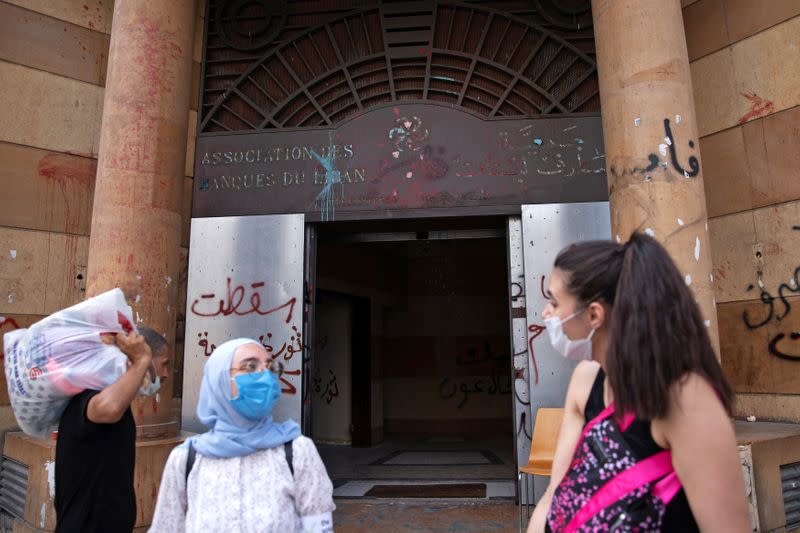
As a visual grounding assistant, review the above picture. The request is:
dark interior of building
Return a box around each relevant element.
[312,217,516,498]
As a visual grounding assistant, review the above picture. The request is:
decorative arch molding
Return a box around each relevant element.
[201,1,599,133]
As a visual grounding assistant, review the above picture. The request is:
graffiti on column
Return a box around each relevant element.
[741,226,800,362]
[609,118,700,180]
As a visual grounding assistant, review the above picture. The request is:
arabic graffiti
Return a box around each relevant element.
[313,369,339,404]
[609,118,700,180]
[438,341,511,408]
[741,227,800,362]
[195,326,304,393]
[259,325,304,361]
[190,278,296,323]
[197,331,216,357]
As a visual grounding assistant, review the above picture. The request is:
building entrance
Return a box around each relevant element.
[311,217,516,499]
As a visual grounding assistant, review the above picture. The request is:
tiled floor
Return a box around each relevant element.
[334,479,516,499]
[318,434,516,481]
[333,500,523,532]
[319,434,518,503]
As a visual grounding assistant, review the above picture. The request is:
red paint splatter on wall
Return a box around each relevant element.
[37,153,97,232]
[738,92,775,125]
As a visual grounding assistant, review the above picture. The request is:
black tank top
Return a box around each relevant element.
[581,368,699,532]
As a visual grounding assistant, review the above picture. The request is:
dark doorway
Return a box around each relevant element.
[311,217,516,499]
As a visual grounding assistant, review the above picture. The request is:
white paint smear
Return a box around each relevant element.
[704,320,711,327]
[634,117,641,126]
[694,237,701,261]
[710,274,714,282]
[684,170,690,179]
[616,235,621,243]
[677,218,684,226]
[675,114,682,123]
[665,137,672,146]
[40,503,46,528]
[9,250,17,259]
[659,144,668,156]
[135,294,141,304]
[165,276,172,286]
[685,274,692,286]
[7,293,13,304]
[45,460,56,498]
[645,228,655,237]
[405,171,413,179]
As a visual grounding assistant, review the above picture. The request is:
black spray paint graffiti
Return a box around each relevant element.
[516,410,531,440]
[510,274,526,304]
[438,342,511,408]
[313,369,339,404]
[610,118,699,180]
[741,226,800,361]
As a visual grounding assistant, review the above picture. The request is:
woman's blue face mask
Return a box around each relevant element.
[229,370,282,421]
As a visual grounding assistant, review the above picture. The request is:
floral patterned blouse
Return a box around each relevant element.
[149,436,335,533]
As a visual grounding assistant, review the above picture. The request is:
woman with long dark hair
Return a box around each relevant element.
[527,233,750,532]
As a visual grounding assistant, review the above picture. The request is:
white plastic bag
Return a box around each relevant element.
[4,289,136,438]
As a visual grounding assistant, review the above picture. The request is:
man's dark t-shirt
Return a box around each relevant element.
[55,390,136,533]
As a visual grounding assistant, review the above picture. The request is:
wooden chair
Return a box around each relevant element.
[518,407,564,531]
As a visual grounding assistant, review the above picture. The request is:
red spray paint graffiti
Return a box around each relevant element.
[527,324,546,385]
[190,278,296,323]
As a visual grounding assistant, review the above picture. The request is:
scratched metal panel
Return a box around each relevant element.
[521,202,611,499]
[507,216,533,503]
[181,214,305,432]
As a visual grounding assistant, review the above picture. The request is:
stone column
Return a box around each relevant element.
[592,0,719,350]
[87,0,196,437]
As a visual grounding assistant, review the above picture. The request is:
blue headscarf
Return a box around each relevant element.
[184,338,301,458]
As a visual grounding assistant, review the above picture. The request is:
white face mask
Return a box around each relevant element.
[544,309,595,361]
[139,374,161,397]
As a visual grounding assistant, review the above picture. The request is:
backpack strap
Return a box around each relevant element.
[185,441,196,486]
[285,439,294,477]
[564,450,678,533]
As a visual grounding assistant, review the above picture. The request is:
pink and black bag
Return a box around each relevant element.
[547,403,683,532]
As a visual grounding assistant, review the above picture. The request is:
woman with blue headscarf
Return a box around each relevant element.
[149,338,334,532]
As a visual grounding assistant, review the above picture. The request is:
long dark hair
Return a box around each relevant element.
[554,232,733,420]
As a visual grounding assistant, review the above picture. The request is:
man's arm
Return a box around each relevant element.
[86,331,153,424]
